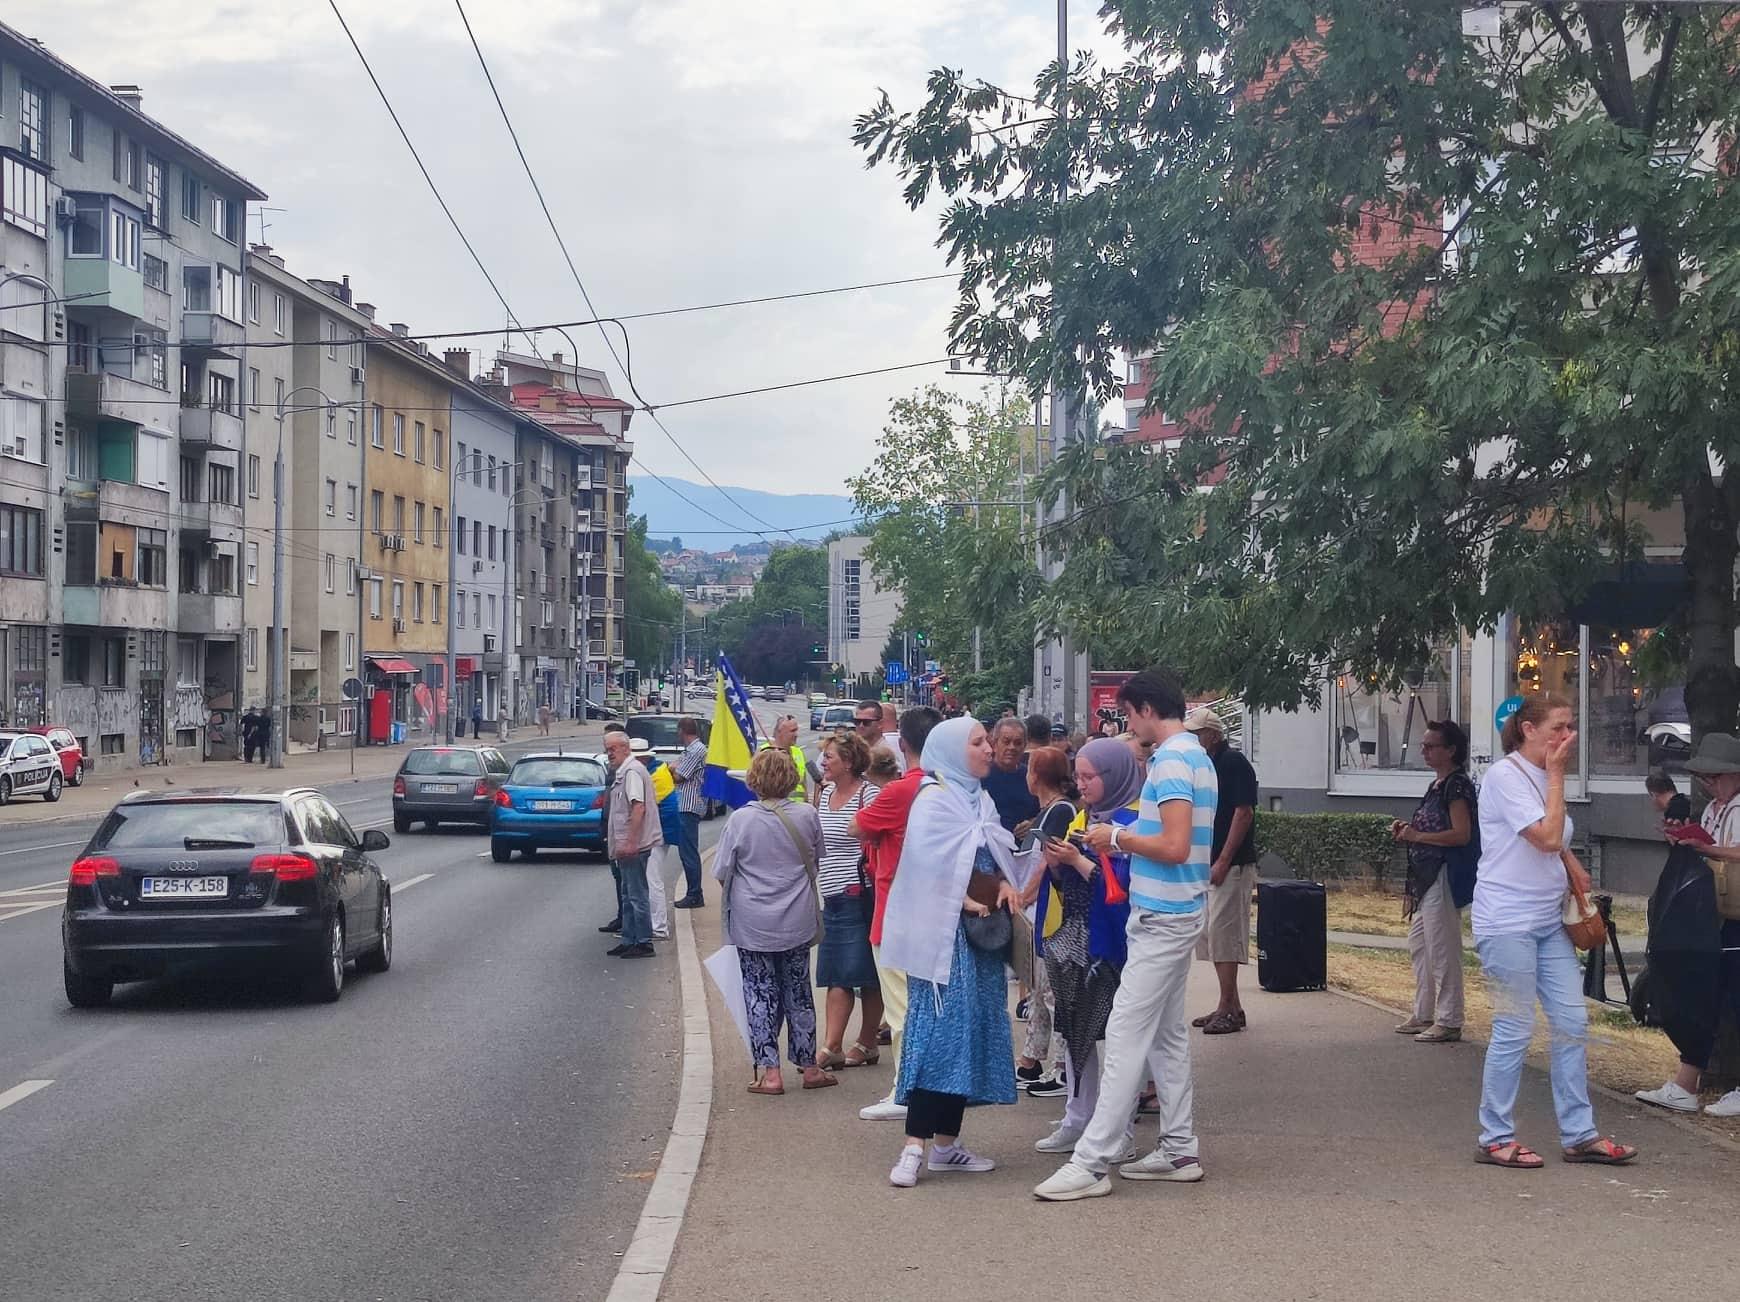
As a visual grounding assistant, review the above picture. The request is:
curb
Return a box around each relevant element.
[606,848,716,1302]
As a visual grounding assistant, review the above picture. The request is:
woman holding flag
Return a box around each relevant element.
[1030,738,1137,1157]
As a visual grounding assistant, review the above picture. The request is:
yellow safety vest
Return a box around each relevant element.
[756,740,809,795]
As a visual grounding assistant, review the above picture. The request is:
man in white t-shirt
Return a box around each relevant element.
[854,700,905,774]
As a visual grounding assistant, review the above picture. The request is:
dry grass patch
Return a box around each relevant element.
[1323,884,1649,947]
[1325,944,1740,1142]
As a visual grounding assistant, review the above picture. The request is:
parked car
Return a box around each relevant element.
[819,704,856,733]
[490,753,609,862]
[0,730,64,804]
[765,686,788,702]
[26,727,86,787]
[391,745,511,832]
[626,713,710,759]
[60,789,392,1006]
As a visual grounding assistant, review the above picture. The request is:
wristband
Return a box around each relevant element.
[1109,825,1124,854]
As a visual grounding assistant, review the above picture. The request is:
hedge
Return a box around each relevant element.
[1253,810,1402,884]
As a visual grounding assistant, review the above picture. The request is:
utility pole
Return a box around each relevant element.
[270,386,335,768]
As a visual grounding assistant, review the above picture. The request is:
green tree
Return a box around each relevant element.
[855,4,1740,739]
[711,545,831,681]
[623,513,683,670]
[849,386,1041,710]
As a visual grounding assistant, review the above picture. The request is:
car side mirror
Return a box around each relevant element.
[360,828,391,852]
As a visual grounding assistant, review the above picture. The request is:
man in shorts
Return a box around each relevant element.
[1186,707,1258,1035]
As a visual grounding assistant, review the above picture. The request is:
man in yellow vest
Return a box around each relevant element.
[758,714,812,801]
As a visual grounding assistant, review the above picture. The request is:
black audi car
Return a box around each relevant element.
[61,789,393,1007]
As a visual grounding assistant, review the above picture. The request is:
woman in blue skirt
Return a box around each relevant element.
[879,716,1023,1188]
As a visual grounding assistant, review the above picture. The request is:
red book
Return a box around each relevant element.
[1665,822,1716,847]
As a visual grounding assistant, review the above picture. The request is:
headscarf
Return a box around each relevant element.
[1078,737,1142,823]
[920,716,984,798]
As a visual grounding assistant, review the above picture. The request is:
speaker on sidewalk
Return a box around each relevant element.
[1257,879,1327,993]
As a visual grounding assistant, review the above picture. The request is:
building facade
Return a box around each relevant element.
[445,349,517,728]
[827,534,899,681]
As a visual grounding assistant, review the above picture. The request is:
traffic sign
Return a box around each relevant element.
[885,662,909,685]
[1495,695,1524,731]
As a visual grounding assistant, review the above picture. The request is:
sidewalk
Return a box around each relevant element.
[0,718,607,827]
[665,902,1740,1302]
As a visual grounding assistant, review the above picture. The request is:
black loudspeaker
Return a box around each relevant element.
[1256,880,1327,993]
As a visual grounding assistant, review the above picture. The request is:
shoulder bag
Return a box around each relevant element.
[763,799,825,948]
[1441,773,1481,910]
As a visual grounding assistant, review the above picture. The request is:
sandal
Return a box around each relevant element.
[1136,1089,1160,1115]
[747,1074,784,1096]
[1563,1136,1638,1165]
[802,1067,838,1090]
[815,1048,847,1071]
[1202,1011,1245,1036]
[844,1041,880,1068]
[1190,1011,1217,1028]
[1474,1141,1544,1169]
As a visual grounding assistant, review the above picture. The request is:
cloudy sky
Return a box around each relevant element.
[16,0,1125,522]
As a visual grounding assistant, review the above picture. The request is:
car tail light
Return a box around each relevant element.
[250,853,318,882]
[474,778,489,798]
[69,856,120,886]
[392,776,405,797]
[495,788,513,807]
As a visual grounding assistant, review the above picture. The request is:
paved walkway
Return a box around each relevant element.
[666,901,1739,1302]
[0,718,607,826]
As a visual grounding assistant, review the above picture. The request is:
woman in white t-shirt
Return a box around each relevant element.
[1471,692,1637,1170]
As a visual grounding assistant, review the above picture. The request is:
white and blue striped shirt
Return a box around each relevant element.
[1128,731,1219,915]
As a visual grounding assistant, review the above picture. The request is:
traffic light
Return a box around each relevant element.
[913,630,928,647]
[810,642,824,658]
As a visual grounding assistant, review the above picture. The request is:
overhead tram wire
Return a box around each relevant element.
[453,0,788,540]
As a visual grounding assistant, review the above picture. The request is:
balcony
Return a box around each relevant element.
[611,515,626,534]
[177,590,243,633]
[64,256,145,319]
[179,404,244,453]
[61,579,171,631]
[66,371,166,428]
[180,311,247,357]
[610,640,625,658]
[588,639,607,657]
[574,510,593,532]
[180,498,244,538]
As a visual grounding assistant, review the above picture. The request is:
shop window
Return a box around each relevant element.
[1334,638,1465,773]
[1590,625,1684,777]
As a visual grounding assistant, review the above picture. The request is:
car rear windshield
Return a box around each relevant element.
[627,717,683,749]
[509,758,607,788]
[92,802,290,850]
[401,748,484,776]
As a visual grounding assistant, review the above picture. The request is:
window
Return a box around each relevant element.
[391,580,404,623]
[456,515,467,555]
[1,156,48,237]
[205,371,233,412]
[346,484,357,520]
[413,501,425,543]
[142,253,167,292]
[63,635,90,684]
[176,636,199,688]
[432,583,442,625]
[392,496,405,534]
[245,627,258,671]
[275,377,285,411]
[182,171,201,223]
[324,478,337,517]
[487,525,497,560]
[210,551,235,594]
[246,541,259,585]
[455,589,465,628]
[433,429,444,470]
[247,281,261,325]
[412,582,424,623]
[272,292,285,335]
[489,594,497,627]
[211,194,238,243]
[473,453,484,487]
[247,454,261,498]
[68,195,103,256]
[325,553,336,593]
[100,636,126,686]
[432,506,443,548]
[326,318,337,361]
[392,413,405,455]
[137,329,168,390]
[66,425,96,481]
[343,632,355,671]
[109,207,140,270]
[369,577,383,618]
[18,80,48,160]
[208,461,235,505]
[457,442,467,480]
[1,396,45,463]
[137,529,167,587]
[472,521,482,557]
[347,413,356,445]
[413,421,425,464]
[472,592,482,628]
[140,630,165,676]
[487,455,497,491]
[144,156,165,227]
[370,490,383,532]
[0,504,45,576]
[183,265,212,313]
[124,139,141,191]
[346,557,357,595]
[325,407,336,439]
[371,406,384,448]
[214,266,241,321]
[248,368,261,409]
[68,103,84,160]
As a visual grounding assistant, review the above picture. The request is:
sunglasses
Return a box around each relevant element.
[854,717,878,726]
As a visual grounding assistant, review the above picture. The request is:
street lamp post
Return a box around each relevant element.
[270,386,338,768]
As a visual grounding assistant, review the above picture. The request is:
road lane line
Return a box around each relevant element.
[0,1079,53,1114]
[2,880,69,894]
[0,900,62,923]
[395,873,434,892]
[0,839,84,857]
[607,846,717,1302]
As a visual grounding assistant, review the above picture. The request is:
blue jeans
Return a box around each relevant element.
[617,851,652,946]
[1475,923,1597,1150]
[678,812,703,898]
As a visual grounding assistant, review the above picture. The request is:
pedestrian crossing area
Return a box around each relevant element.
[0,881,65,925]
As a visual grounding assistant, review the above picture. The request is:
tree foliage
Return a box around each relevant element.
[849,385,1042,710]
[711,545,830,683]
[855,3,1740,736]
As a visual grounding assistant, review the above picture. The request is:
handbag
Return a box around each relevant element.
[962,905,1013,955]
[763,800,825,948]
[1562,870,1607,951]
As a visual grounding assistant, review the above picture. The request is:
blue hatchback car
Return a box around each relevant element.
[489,753,609,862]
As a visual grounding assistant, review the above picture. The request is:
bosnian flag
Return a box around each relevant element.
[703,652,760,808]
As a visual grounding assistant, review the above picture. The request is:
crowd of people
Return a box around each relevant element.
[591,666,1694,1194]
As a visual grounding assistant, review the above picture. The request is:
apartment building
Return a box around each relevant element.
[0,27,263,767]
[240,250,370,750]
[444,349,517,727]
[827,535,898,680]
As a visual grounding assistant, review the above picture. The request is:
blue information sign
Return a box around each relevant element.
[885,662,909,685]
[1495,695,1524,731]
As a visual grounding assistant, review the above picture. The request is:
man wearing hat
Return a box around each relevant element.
[1185,707,1259,1036]
[1637,733,1740,1117]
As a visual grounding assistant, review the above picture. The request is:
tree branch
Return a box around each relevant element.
[1643,13,1683,140]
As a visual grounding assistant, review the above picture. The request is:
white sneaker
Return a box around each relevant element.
[1119,1151,1205,1182]
[1034,1125,1083,1153]
[889,1144,924,1188]
[1635,1081,1701,1114]
[1105,1138,1141,1166]
[1704,1088,1740,1118]
[860,1099,908,1121]
[1033,1160,1111,1201]
[927,1144,994,1173]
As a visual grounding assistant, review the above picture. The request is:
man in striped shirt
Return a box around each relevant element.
[1034,667,1219,1202]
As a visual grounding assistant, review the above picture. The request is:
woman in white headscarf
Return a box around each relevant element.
[879,717,1023,1188]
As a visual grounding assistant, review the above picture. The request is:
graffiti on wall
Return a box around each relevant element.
[171,684,208,731]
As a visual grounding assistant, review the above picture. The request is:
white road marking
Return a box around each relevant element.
[0,900,60,923]
[1,880,68,895]
[0,839,83,857]
[0,1079,53,1114]
[395,873,434,892]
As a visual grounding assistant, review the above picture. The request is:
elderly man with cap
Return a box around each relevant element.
[1185,706,1259,1036]
[1637,732,1740,1117]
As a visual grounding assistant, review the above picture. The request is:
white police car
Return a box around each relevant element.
[0,730,64,804]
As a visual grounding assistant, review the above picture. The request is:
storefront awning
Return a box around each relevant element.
[366,656,418,676]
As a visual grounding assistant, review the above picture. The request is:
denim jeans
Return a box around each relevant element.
[678,812,703,898]
[1475,922,1597,1150]
[617,851,652,946]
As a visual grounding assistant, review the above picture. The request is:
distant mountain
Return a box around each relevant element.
[628,476,859,548]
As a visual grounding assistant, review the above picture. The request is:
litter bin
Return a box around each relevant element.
[390,721,407,745]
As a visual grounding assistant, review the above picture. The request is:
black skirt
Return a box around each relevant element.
[815,892,879,990]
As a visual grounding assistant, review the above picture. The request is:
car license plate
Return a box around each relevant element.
[140,876,229,899]
[531,800,573,812]
[423,783,459,794]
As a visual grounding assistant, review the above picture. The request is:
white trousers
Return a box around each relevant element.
[1073,908,1203,1172]
[1409,873,1465,1028]
[648,844,669,936]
